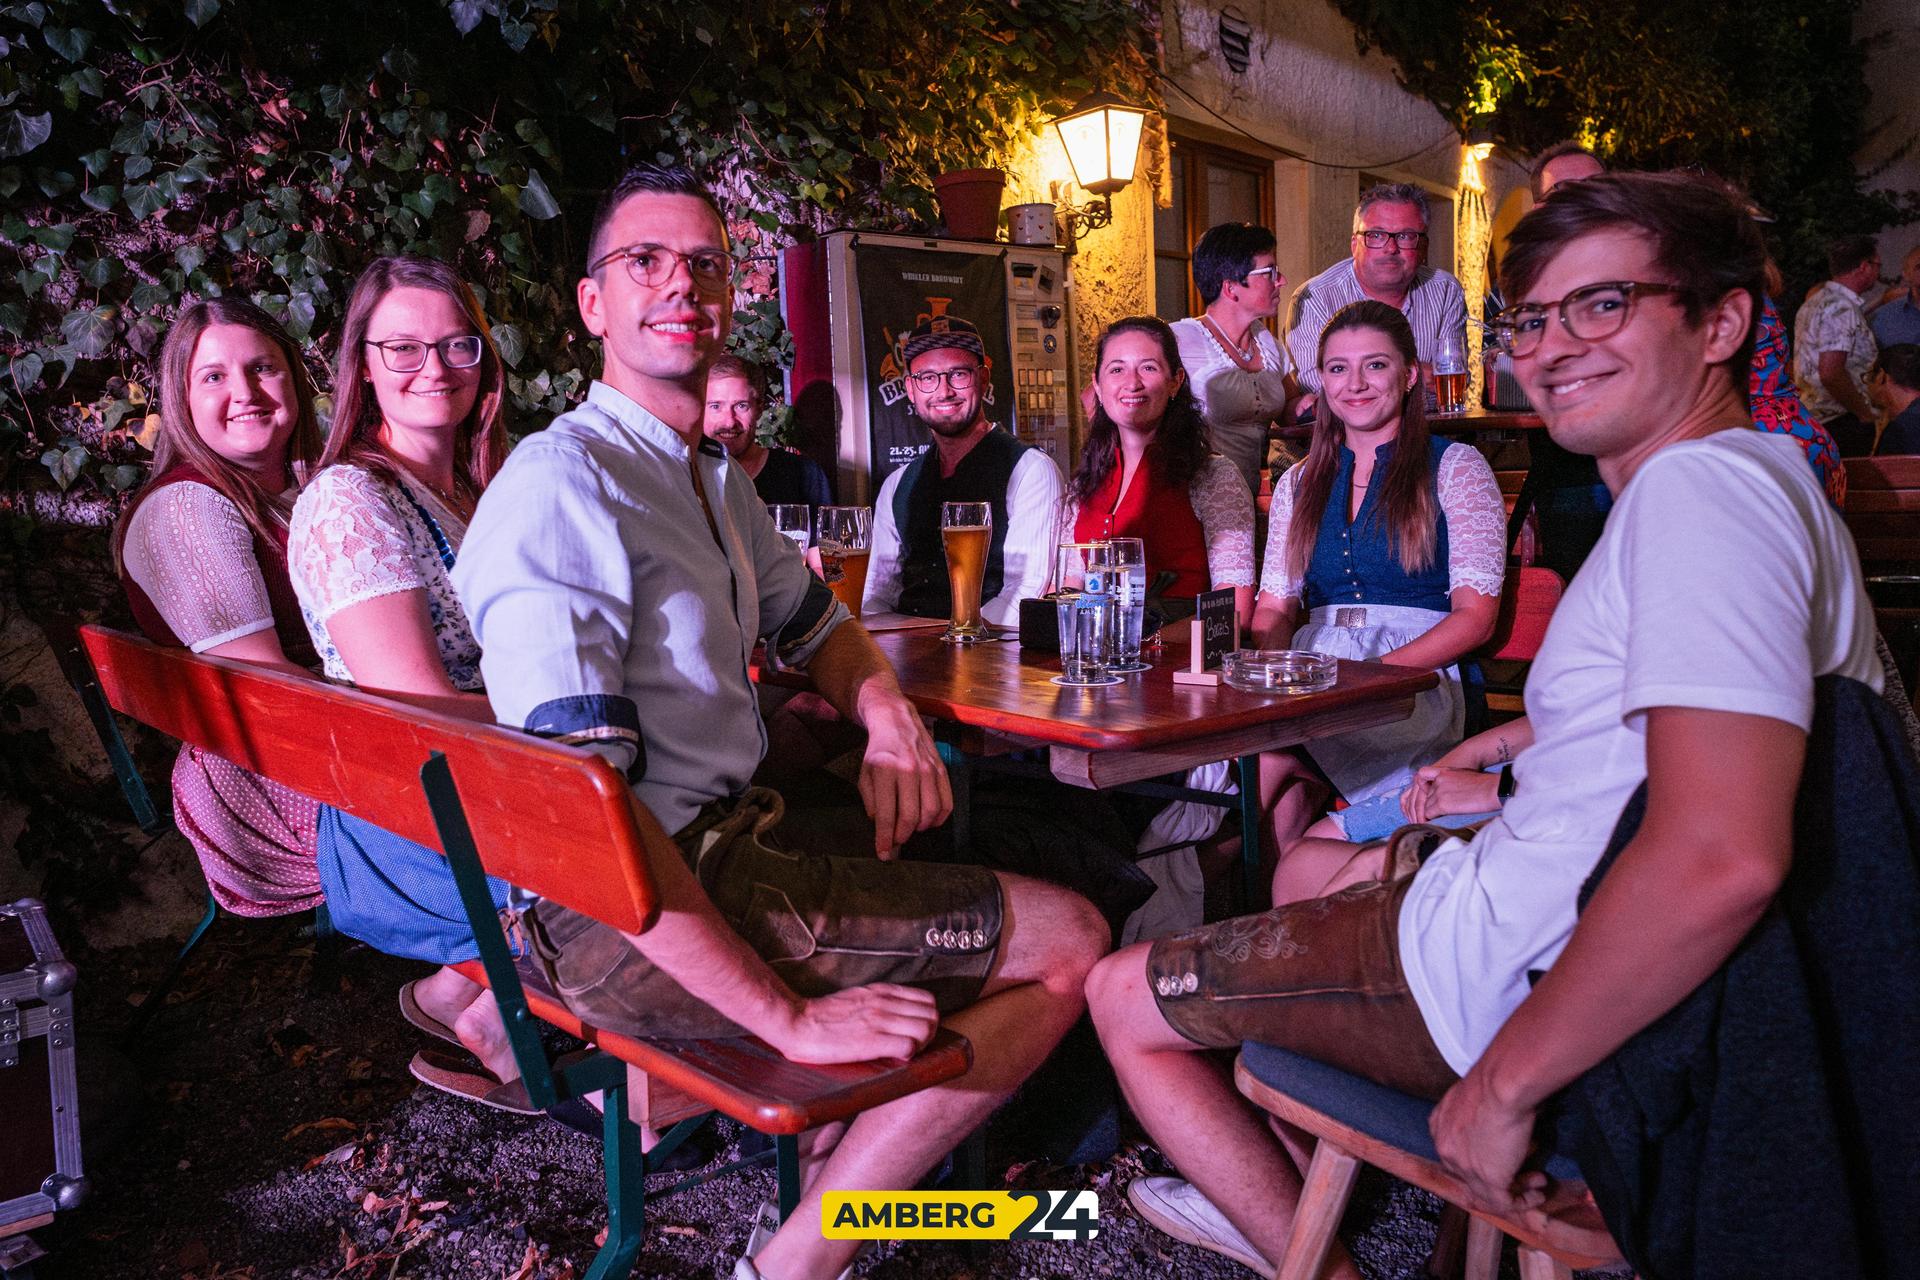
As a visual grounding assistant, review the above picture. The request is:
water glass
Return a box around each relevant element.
[1052,540,1109,596]
[768,503,810,550]
[814,505,873,618]
[940,500,993,644]
[1054,590,1119,686]
[1092,537,1148,671]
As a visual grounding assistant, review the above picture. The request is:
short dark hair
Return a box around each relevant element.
[708,354,768,400]
[1353,183,1430,233]
[1827,234,1878,280]
[1500,171,1766,389]
[586,161,726,275]
[1529,140,1601,202]
[1191,222,1278,306]
[1876,344,1920,393]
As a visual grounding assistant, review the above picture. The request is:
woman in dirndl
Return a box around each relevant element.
[1251,300,1505,902]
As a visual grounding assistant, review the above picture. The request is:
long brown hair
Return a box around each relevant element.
[1067,316,1213,506]
[322,255,509,497]
[114,299,324,567]
[1282,300,1437,584]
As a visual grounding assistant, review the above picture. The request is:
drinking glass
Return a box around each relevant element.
[1053,590,1121,687]
[814,505,873,619]
[768,503,810,550]
[1052,540,1109,595]
[1433,328,1468,414]
[1092,537,1149,671]
[939,500,993,644]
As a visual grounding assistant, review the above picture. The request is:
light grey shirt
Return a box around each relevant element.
[454,381,849,838]
[1285,258,1468,393]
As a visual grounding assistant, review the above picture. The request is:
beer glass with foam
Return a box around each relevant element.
[814,505,873,618]
[939,500,993,644]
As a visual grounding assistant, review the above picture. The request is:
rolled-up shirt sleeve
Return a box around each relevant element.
[452,436,643,777]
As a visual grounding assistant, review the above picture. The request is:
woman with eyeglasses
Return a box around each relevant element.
[113,299,327,917]
[1171,223,1305,498]
[1065,316,1256,627]
[1250,301,1504,897]
[287,255,523,1108]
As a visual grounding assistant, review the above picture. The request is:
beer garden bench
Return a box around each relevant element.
[77,625,974,1280]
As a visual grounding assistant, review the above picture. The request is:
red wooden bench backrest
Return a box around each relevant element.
[1483,566,1564,663]
[1844,456,1920,568]
[79,625,662,934]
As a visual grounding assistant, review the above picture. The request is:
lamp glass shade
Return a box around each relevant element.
[1054,95,1146,197]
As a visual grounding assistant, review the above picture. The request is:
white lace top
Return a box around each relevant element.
[1172,317,1294,498]
[122,482,279,652]
[1062,454,1256,588]
[288,464,481,690]
[1259,440,1505,601]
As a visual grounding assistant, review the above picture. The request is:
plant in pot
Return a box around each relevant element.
[931,147,1008,241]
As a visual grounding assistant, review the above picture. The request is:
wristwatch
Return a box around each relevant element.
[1496,763,1517,802]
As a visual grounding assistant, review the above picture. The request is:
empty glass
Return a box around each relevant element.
[767,503,810,550]
[814,505,873,618]
[1052,540,1108,596]
[1053,590,1121,687]
[940,501,993,644]
[1092,537,1148,671]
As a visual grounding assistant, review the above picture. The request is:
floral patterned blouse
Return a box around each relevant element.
[1751,295,1845,509]
[287,463,482,690]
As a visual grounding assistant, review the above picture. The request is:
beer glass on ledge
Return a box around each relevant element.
[940,500,992,644]
[815,505,873,619]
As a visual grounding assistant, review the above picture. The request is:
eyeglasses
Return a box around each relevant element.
[589,243,732,292]
[364,336,484,373]
[1355,229,1428,250]
[1492,281,1689,357]
[906,367,979,391]
[1242,267,1279,282]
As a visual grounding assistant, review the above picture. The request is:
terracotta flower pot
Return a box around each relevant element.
[932,168,1007,241]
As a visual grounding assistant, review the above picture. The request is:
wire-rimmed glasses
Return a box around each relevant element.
[588,243,732,292]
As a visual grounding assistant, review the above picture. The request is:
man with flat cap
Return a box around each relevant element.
[865,315,1063,625]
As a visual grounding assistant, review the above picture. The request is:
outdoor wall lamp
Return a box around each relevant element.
[1051,91,1148,253]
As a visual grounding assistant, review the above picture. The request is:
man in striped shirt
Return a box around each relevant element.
[1285,182,1469,407]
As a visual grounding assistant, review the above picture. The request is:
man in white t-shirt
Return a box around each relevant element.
[1086,172,1880,1278]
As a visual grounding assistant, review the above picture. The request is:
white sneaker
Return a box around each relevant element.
[739,1197,856,1280]
[1126,1177,1276,1278]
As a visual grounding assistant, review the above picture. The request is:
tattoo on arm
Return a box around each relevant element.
[1495,735,1513,763]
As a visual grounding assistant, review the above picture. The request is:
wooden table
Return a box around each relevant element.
[774,627,1438,906]
[1427,406,1545,433]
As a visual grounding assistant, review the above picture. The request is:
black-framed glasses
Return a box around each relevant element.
[1356,228,1428,250]
[589,243,732,292]
[906,367,979,391]
[1492,281,1689,357]
[364,336,484,373]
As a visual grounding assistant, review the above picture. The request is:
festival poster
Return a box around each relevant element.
[853,242,1014,485]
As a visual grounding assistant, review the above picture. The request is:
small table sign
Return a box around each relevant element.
[1172,587,1236,687]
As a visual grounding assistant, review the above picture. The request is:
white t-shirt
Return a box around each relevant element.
[1398,430,1881,1074]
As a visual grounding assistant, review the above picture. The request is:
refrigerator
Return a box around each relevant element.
[780,231,1077,504]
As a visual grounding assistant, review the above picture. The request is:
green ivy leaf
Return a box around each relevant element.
[105,464,144,492]
[41,25,91,62]
[80,256,121,287]
[491,322,526,369]
[175,243,206,275]
[128,283,170,312]
[123,154,152,180]
[30,223,74,251]
[449,0,487,35]
[9,352,45,391]
[0,110,52,159]
[183,0,221,28]
[79,183,119,212]
[381,46,424,82]
[286,291,316,339]
[124,182,166,219]
[60,305,117,357]
[518,169,560,219]
[41,445,88,490]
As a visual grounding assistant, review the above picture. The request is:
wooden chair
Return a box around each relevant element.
[1465,567,1565,731]
[1844,456,1920,688]
[79,626,973,1280]
[1233,1043,1620,1280]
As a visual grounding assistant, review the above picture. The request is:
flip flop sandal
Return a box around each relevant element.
[398,980,464,1048]
[408,1048,540,1115]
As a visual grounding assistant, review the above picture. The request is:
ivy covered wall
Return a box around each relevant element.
[0,0,1155,518]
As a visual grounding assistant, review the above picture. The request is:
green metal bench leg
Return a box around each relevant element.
[935,727,972,854]
[776,1134,803,1222]
[585,1077,648,1280]
[125,889,219,1040]
[1236,754,1261,912]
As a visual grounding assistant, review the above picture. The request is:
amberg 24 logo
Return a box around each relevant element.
[822,1190,1100,1242]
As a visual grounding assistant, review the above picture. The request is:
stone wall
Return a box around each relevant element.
[1859,0,1920,275]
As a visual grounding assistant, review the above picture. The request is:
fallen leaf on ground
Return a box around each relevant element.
[660,1225,700,1237]
[304,1141,359,1171]
[501,1240,541,1280]
[285,1117,357,1142]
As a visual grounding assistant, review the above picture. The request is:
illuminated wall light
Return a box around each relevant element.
[1455,140,1497,404]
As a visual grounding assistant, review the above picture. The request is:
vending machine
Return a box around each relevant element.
[780,231,1076,504]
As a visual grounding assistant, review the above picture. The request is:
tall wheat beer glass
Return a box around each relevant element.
[814,505,873,618]
[940,500,993,644]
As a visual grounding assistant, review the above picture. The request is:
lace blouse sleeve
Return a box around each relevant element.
[122,482,277,652]
[1190,456,1255,588]
[288,466,428,625]
[1438,443,1506,599]
[1257,463,1304,601]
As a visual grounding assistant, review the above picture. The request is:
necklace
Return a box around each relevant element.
[1202,313,1262,370]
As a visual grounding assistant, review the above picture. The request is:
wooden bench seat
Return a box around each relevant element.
[79,626,973,1279]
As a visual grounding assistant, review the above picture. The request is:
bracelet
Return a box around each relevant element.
[1496,763,1517,802]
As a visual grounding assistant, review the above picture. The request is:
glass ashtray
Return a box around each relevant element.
[1221,649,1337,694]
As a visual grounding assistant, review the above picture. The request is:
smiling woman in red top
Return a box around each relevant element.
[1064,316,1255,627]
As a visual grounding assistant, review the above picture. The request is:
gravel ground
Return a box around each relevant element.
[28,908,1629,1280]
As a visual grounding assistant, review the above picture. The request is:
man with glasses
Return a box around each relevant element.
[455,163,1107,1280]
[1793,234,1885,456]
[1284,182,1469,403]
[1089,171,1884,1279]
[863,315,1062,625]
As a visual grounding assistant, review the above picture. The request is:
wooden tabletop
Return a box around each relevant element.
[1427,406,1545,432]
[835,627,1439,789]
